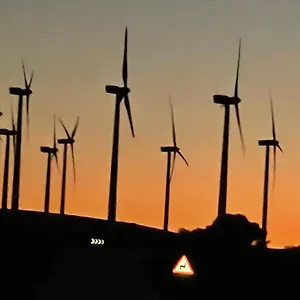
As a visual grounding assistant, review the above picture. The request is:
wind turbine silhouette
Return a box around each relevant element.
[9,59,34,211]
[57,117,79,215]
[0,106,17,210]
[40,114,59,213]
[105,27,135,222]
[161,99,189,231]
[213,39,245,217]
[258,91,283,247]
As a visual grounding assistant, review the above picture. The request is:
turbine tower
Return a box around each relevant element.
[9,59,34,211]
[213,39,245,217]
[161,99,189,231]
[105,27,135,222]
[40,114,59,213]
[57,117,79,215]
[0,107,16,210]
[258,92,282,247]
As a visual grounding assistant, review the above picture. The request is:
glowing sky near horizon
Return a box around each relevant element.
[1,0,300,247]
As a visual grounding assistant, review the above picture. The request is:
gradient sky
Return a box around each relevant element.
[1,0,300,247]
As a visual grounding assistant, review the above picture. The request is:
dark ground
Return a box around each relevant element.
[1,209,300,299]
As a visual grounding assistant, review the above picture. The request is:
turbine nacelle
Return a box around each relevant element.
[9,87,32,96]
[9,87,23,96]
[40,146,51,153]
[213,95,241,105]
[258,139,280,147]
[0,129,8,135]
[160,146,179,153]
[57,138,74,145]
[105,85,130,97]
[0,128,15,136]
[7,129,17,136]
[40,146,59,154]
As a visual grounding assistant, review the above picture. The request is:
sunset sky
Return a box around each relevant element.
[1,0,300,247]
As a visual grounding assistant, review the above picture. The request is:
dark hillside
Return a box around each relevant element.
[1,210,300,299]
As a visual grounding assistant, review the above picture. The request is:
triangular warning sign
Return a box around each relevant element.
[172,255,194,275]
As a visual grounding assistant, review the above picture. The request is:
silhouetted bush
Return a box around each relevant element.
[178,214,263,249]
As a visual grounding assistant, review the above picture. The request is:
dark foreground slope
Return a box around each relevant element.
[1,210,300,299]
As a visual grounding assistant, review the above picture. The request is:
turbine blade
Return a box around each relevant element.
[10,102,16,152]
[10,102,15,130]
[170,97,177,148]
[234,38,241,98]
[22,58,28,88]
[272,145,276,192]
[54,152,60,173]
[234,103,245,154]
[169,151,176,182]
[71,117,80,138]
[28,70,34,88]
[26,95,30,141]
[70,144,76,185]
[122,27,128,87]
[53,113,56,149]
[269,90,276,141]
[124,94,134,137]
[177,150,189,167]
[13,134,16,153]
[59,118,71,139]
[272,144,283,192]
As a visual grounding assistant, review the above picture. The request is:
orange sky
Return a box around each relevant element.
[1,1,300,247]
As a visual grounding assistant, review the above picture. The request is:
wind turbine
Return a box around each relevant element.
[105,27,135,222]
[0,107,16,210]
[258,92,282,247]
[40,114,59,213]
[161,99,189,231]
[57,117,79,215]
[213,39,245,217]
[9,59,34,211]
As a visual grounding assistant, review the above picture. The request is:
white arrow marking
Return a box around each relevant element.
[90,238,105,245]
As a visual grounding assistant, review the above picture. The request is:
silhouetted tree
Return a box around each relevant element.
[206,214,263,247]
[178,214,263,249]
